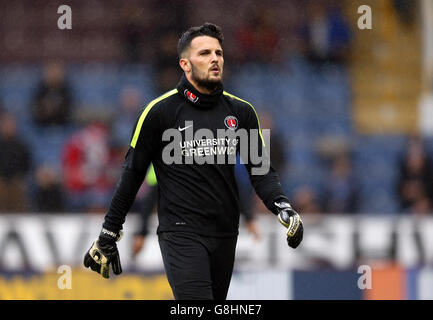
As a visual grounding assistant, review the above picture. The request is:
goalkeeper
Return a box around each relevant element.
[84,23,303,300]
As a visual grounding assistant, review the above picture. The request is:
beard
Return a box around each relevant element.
[190,62,223,92]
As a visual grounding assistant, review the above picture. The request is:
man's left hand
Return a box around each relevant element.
[275,201,303,248]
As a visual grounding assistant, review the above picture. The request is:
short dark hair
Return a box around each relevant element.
[177,23,224,58]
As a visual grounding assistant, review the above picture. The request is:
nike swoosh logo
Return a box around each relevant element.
[178,125,192,131]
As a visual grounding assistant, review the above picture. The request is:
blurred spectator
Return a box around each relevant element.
[120,3,150,62]
[157,66,181,94]
[110,85,144,207]
[260,111,286,175]
[411,195,432,215]
[111,86,143,148]
[152,31,181,94]
[0,113,31,212]
[154,31,182,94]
[298,1,351,66]
[234,5,281,64]
[393,0,417,27]
[149,1,186,92]
[132,165,158,258]
[292,186,322,214]
[397,136,433,214]
[34,166,65,213]
[61,122,112,212]
[322,154,359,214]
[32,61,73,127]
[234,159,260,241]
[236,111,286,231]
[151,0,188,36]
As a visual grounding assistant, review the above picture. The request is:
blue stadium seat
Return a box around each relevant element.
[0,65,41,116]
[353,135,406,213]
[4,62,411,215]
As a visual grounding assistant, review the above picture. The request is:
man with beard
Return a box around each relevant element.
[84,23,303,300]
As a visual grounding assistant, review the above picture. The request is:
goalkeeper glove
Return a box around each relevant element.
[275,201,303,248]
[83,228,123,279]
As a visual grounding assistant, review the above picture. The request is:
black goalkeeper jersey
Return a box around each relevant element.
[103,74,289,237]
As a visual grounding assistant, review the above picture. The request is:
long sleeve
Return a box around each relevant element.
[102,147,150,233]
[102,104,162,233]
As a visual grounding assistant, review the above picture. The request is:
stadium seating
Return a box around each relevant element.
[0,58,417,214]
[229,57,413,214]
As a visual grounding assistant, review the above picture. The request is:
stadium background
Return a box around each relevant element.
[0,0,433,300]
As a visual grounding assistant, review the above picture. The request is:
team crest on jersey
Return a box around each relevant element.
[224,115,238,130]
[184,89,199,103]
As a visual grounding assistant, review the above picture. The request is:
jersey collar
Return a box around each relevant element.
[176,74,223,109]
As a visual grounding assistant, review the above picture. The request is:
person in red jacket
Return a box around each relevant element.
[62,122,112,212]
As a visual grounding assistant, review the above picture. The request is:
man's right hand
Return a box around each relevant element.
[83,228,123,279]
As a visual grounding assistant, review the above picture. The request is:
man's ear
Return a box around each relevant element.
[179,58,191,73]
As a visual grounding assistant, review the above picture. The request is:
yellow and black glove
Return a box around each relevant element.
[83,228,123,279]
[275,201,303,248]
